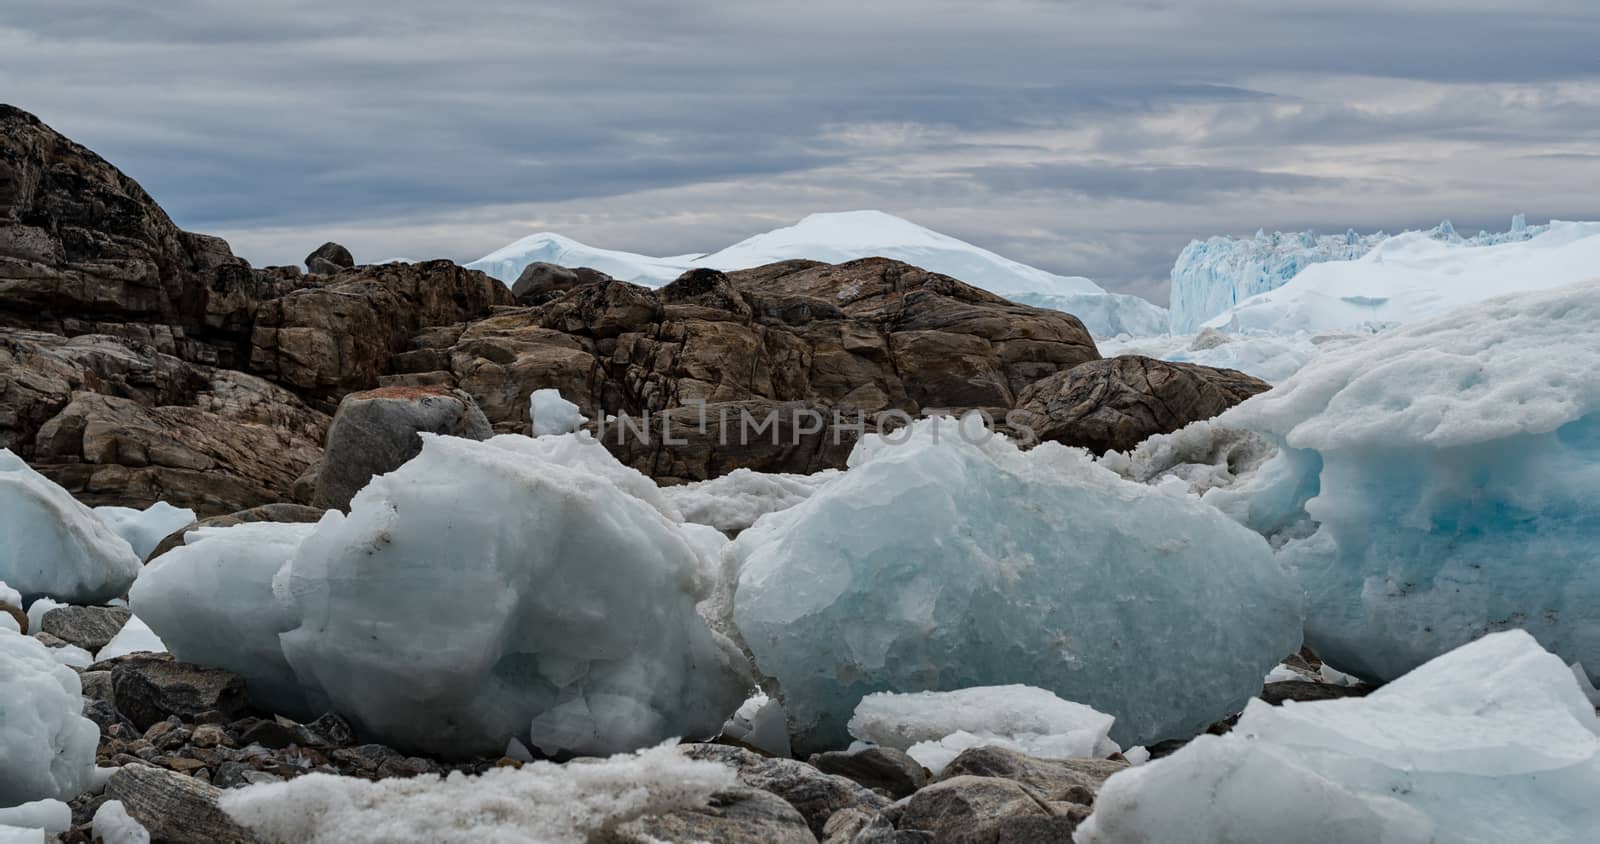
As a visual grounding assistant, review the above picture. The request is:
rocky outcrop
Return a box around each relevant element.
[1012,355,1271,454]
[312,385,493,510]
[511,262,612,305]
[304,241,354,275]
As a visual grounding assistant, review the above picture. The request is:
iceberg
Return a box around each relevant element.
[1220,280,1600,682]
[1204,220,1600,335]
[467,210,1167,338]
[1168,216,1556,333]
[0,450,142,605]
[1099,328,1370,384]
[1077,630,1600,844]
[0,628,98,805]
[730,416,1302,754]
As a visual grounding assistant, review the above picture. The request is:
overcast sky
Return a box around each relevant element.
[6,1,1598,303]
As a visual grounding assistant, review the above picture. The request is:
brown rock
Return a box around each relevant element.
[1012,355,1270,454]
[938,746,1129,802]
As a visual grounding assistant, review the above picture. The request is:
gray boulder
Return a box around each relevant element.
[40,605,131,651]
[895,776,1050,840]
[511,262,611,304]
[613,787,818,843]
[809,746,928,799]
[305,241,355,275]
[677,743,891,838]
[109,654,248,730]
[938,745,1129,802]
[313,385,493,510]
[105,764,258,843]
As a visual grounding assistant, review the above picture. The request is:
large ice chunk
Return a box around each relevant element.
[219,741,736,844]
[1077,630,1600,844]
[1099,328,1369,383]
[0,628,98,805]
[848,685,1120,774]
[0,450,141,604]
[528,388,588,437]
[1222,281,1600,682]
[92,502,196,562]
[275,434,749,757]
[731,416,1302,753]
[130,522,319,716]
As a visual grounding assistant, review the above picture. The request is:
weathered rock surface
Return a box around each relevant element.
[614,786,819,844]
[938,746,1128,803]
[103,764,259,844]
[679,743,892,838]
[896,775,1051,840]
[1013,355,1271,454]
[40,604,130,651]
[311,384,492,509]
[109,654,249,730]
[511,261,612,305]
[809,746,929,799]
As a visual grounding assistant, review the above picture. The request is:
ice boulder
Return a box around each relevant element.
[0,628,98,805]
[276,434,750,757]
[731,416,1302,754]
[1077,630,1600,844]
[848,685,1120,774]
[0,450,141,604]
[1222,280,1600,681]
[92,502,197,562]
[529,388,588,436]
[663,468,840,534]
[130,522,319,716]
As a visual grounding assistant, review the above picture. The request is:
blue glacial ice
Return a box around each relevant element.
[730,415,1303,754]
[1218,280,1600,683]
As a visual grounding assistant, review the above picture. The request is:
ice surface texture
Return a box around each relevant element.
[731,416,1302,754]
[1169,215,1551,333]
[135,433,749,758]
[1078,630,1600,844]
[0,629,98,806]
[91,502,196,562]
[0,450,141,605]
[1221,280,1600,682]
[528,388,588,436]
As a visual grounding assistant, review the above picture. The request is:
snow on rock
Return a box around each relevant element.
[848,685,1120,775]
[1205,220,1600,334]
[731,415,1302,754]
[0,450,141,605]
[92,615,166,662]
[1099,328,1369,383]
[218,740,738,844]
[274,434,749,757]
[1168,215,1551,332]
[130,522,319,716]
[92,502,196,562]
[1220,280,1600,681]
[528,388,588,436]
[90,800,149,844]
[1077,630,1600,844]
[664,468,839,534]
[0,629,98,805]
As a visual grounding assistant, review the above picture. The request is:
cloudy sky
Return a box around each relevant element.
[6,0,1598,303]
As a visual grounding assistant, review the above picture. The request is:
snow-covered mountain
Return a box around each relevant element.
[1206,220,1600,334]
[466,211,1167,337]
[1169,216,1550,332]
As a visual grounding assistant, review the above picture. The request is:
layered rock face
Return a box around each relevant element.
[1,104,1257,508]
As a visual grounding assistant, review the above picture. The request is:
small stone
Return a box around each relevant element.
[293,713,354,747]
[111,656,247,730]
[79,670,115,705]
[234,718,297,750]
[192,724,229,749]
[161,756,208,773]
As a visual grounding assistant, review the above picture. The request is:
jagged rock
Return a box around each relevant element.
[895,776,1050,840]
[809,746,928,799]
[312,384,493,510]
[1012,355,1270,454]
[110,655,248,730]
[937,746,1128,803]
[40,605,131,651]
[511,262,610,305]
[304,242,354,276]
[613,787,818,843]
[103,764,258,844]
[678,743,892,838]
[146,501,326,562]
[248,260,513,404]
